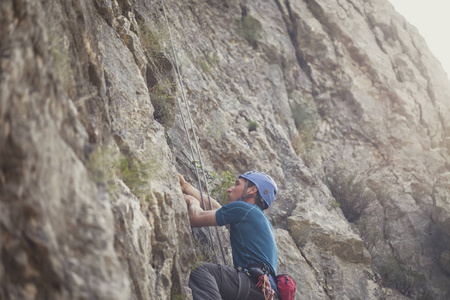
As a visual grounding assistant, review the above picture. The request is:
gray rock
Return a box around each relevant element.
[1,0,450,299]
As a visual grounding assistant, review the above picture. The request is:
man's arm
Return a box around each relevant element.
[179,174,222,210]
[185,195,218,227]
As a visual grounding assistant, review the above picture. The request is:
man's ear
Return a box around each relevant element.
[247,185,258,195]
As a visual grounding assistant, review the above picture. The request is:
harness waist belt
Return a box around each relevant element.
[243,263,276,279]
[235,272,250,300]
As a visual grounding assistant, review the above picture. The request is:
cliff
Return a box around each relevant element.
[1,0,449,299]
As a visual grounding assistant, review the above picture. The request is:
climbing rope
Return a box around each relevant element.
[159,0,227,266]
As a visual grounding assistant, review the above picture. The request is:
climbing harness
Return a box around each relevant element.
[235,272,251,300]
[238,264,276,300]
[159,0,227,265]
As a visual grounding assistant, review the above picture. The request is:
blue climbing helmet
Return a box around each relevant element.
[238,171,278,209]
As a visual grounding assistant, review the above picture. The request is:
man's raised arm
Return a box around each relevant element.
[184,194,218,227]
[179,174,222,210]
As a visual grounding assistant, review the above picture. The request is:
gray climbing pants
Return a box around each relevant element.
[189,263,271,300]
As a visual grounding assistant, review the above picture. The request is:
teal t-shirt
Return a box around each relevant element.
[216,201,278,293]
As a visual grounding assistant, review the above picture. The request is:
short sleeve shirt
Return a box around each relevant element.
[215,201,278,278]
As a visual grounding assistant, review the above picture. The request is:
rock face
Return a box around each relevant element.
[1,0,449,299]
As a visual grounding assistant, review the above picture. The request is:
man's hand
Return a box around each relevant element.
[184,193,218,227]
[178,174,189,193]
[178,174,222,210]
[184,194,200,206]
[179,174,200,197]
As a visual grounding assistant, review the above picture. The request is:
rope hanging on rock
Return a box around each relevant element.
[159,0,227,266]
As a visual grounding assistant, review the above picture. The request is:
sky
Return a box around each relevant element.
[387,0,450,79]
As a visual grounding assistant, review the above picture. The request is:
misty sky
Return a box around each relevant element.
[388,0,450,79]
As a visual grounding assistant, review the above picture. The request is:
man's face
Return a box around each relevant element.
[226,178,246,204]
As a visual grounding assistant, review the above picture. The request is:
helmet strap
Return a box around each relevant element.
[236,180,250,202]
[237,180,261,203]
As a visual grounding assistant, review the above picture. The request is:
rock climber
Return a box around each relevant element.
[179,171,280,300]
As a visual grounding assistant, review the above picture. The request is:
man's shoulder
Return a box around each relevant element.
[216,201,255,226]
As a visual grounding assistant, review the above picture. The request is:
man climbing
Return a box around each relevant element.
[180,171,280,300]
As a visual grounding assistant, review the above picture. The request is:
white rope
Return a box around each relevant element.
[159,0,227,266]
